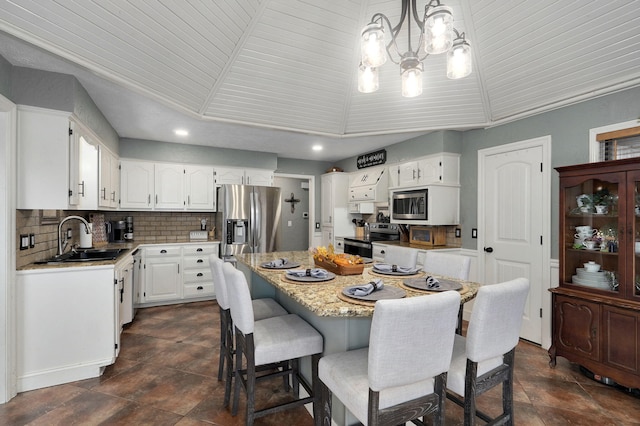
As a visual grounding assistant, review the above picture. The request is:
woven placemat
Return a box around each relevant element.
[368,269,425,279]
[337,286,406,306]
[280,274,336,285]
[399,282,471,295]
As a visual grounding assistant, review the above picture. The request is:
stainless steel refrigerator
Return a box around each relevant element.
[217,184,282,256]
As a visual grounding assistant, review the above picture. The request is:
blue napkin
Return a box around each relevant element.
[425,276,440,289]
[287,268,329,278]
[345,279,384,296]
[373,263,419,274]
[265,258,288,267]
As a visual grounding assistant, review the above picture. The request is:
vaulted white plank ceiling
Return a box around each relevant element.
[0,0,639,161]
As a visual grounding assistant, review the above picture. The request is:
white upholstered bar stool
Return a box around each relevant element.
[446,278,530,426]
[225,265,324,426]
[317,291,461,426]
[422,251,471,333]
[209,255,287,402]
[382,245,418,268]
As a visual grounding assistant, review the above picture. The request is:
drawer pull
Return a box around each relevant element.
[197,259,204,263]
[160,249,167,254]
[197,248,203,252]
[197,286,203,290]
[197,273,203,277]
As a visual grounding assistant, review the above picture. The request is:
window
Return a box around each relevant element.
[597,126,640,161]
[589,120,640,162]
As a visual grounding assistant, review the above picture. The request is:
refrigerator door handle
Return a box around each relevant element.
[251,191,263,253]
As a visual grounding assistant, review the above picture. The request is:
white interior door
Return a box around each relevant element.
[480,137,551,344]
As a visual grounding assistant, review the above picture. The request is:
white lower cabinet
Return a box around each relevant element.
[16,266,119,392]
[143,246,182,302]
[372,243,386,262]
[334,237,345,253]
[139,243,219,305]
[183,245,217,299]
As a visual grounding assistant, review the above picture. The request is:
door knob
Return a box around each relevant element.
[484,247,494,253]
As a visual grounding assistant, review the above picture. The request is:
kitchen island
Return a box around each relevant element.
[236,251,479,426]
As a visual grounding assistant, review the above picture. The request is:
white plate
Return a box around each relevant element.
[572,276,611,290]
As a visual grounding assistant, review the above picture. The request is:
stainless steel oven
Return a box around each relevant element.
[343,223,400,259]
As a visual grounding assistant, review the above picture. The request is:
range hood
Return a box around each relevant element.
[348,168,388,203]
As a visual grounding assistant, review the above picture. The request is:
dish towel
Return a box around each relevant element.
[265,258,288,267]
[345,279,384,296]
[425,276,440,289]
[373,263,419,274]
[287,268,329,278]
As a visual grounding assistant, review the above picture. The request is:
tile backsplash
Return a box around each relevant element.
[16,210,216,269]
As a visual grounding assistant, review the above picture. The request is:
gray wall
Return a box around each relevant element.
[274,177,310,251]
[335,130,463,172]
[0,55,11,98]
[10,66,119,151]
[459,87,640,256]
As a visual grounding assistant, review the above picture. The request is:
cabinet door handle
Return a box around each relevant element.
[197,286,203,290]
[381,250,385,254]
[197,273,203,277]
[591,327,597,338]
[148,194,151,205]
[111,191,116,202]
[188,195,191,205]
[197,259,203,263]
[155,194,158,204]
[160,249,167,254]
[79,181,85,197]
[197,248,203,252]
[101,187,106,200]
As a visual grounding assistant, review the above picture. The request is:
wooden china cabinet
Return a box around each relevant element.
[550,158,640,389]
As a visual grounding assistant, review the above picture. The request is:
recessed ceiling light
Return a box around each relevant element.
[174,129,189,136]
[312,145,323,151]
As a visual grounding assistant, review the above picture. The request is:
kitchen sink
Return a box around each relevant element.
[39,248,125,264]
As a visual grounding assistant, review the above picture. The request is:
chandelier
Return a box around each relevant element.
[358,0,472,97]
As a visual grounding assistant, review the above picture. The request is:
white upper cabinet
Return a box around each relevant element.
[185,165,215,211]
[155,163,184,210]
[77,133,99,211]
[120,160,216,211]
[17,106,105,210]
[244,168,273,186]
[214,167,244,185]
[98,145,119,209]
[214,166,273,186]
[120,160,154,209]
[17,106,71,209]
[391,153,460,188]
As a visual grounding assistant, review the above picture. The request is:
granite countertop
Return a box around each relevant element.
[19,240,222,271]
[372,240,461,250]
[237,251,479,318]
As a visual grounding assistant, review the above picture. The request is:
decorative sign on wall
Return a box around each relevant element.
[357,149,387,169]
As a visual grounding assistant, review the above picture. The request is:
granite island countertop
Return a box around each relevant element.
[237,251,479,318]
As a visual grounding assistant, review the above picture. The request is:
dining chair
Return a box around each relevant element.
[317,291,461,426]
[225,265,324,426]
[209,256,287,399]
[422,251,471,280]
[446,277,530,426]
[422,251,472,333]
[382,245,418,268]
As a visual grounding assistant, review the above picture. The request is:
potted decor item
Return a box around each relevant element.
[593,188,613,214]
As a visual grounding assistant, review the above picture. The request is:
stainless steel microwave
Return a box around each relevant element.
[391,188,428,221]
[390,186,460,225]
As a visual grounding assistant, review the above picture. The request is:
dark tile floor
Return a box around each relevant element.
[1,300,639,425]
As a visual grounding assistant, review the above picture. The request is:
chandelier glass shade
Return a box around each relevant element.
[358,0,472,97]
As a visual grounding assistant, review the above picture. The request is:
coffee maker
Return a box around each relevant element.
[106,220,126,243]
[124,216,134,241]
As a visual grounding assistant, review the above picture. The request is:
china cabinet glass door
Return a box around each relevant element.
[630,171,640,299]
[561,173,624,294]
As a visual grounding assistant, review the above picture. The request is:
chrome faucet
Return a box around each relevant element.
[58,215,91,255]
